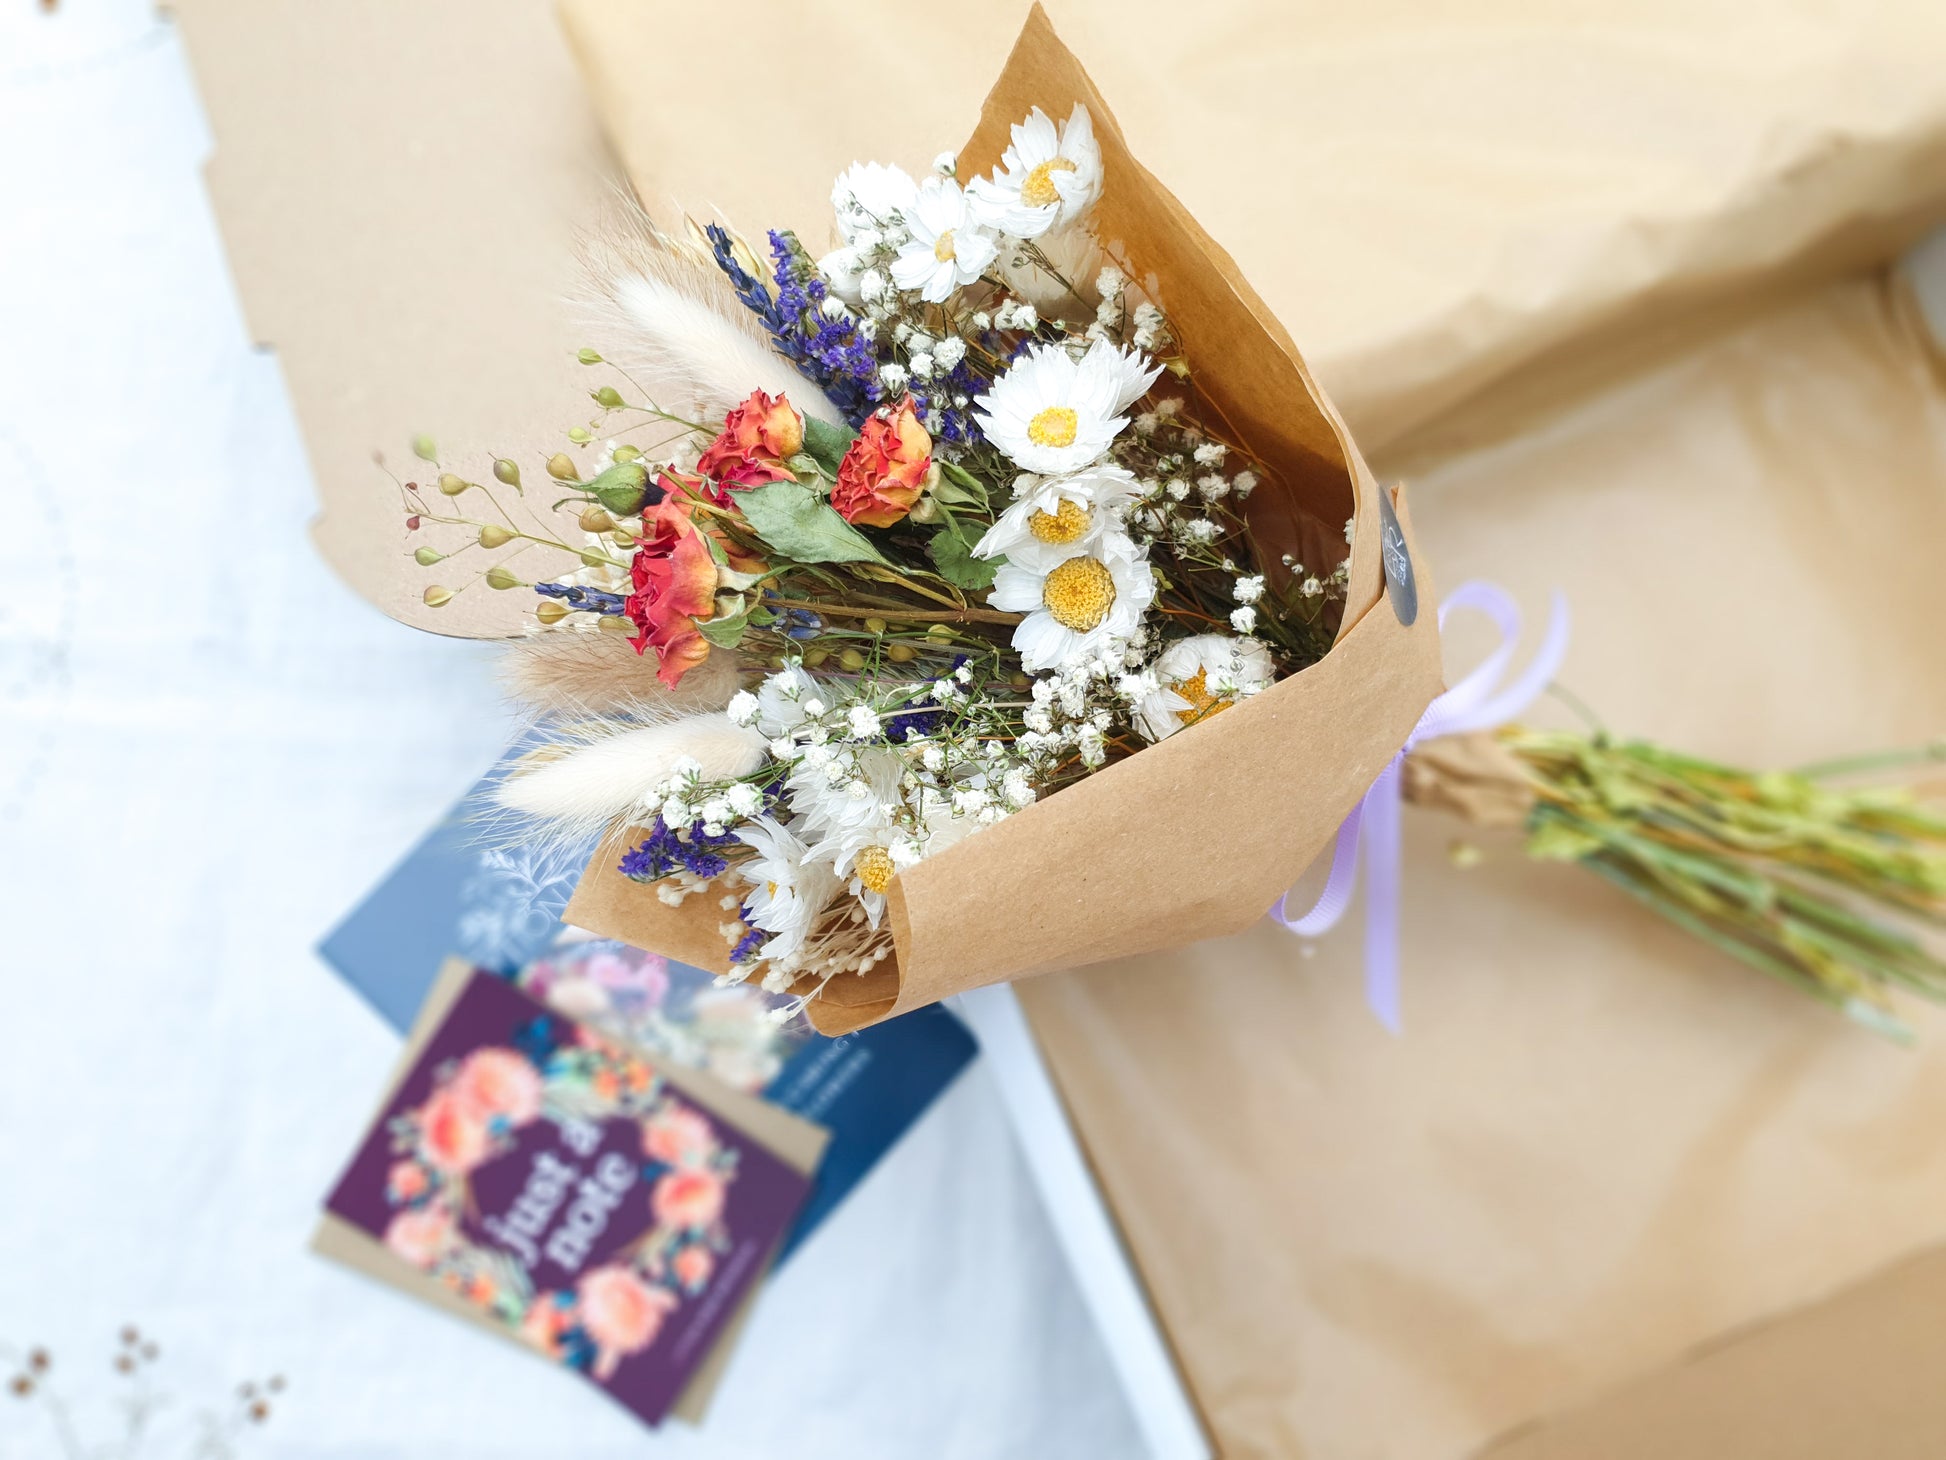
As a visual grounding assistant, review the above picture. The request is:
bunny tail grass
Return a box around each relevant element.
[492,712,766,843]
[499,632,740,717]
[578,201,844,427]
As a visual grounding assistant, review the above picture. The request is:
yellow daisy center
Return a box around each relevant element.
[1027,406,1079,449]
[1028,498,1091,544]
[1022,157,1078,208]
[1171,668,1232,726]
[854,846,895,894]
[1042,556,1116,632]
[933,229,957,262]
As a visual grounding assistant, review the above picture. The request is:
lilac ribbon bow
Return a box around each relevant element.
[1270,581,1571,1032]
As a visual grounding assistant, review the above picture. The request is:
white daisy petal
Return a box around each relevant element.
[1131,634,1276,742]
[973,340,1159,475]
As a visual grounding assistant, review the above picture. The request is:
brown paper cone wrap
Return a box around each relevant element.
[564,6,1446,1032]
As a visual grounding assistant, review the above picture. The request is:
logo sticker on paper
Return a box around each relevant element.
[1377,492,1418,626]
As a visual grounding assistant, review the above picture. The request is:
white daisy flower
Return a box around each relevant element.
[755,664,820,737]
[1131,634,1275,743]
[787,748,903,843]
[733,816,840,965]
[974,338,1161,475]
[973,462,1143,568]
[968,104,1103,239]
[997,224,1106,316]
[888,179,999,304]
[988,531,1155,672]
[818,162,919,304]
[830,161,918,239]
[811,814,902,929]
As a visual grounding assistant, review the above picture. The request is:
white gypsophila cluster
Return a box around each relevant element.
[659,656,1042,1005]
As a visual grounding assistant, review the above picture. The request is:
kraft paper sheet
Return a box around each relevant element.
[1014,273,1946,1458]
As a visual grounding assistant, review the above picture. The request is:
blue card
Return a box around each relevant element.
[319,748,976,1261]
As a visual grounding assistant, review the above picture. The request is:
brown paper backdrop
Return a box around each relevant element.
[1017,274,1946,1458]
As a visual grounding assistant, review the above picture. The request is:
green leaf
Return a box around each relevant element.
[934,458,990,508]
[926,521,997,591]
[587,461,649,515]
[698,607,750,648]
[802,417,858,475]
[733,481,887,564]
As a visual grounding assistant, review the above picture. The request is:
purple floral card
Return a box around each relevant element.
[323,971,814,1429]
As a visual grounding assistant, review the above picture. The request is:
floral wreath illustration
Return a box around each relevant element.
[379,1014,740,1380]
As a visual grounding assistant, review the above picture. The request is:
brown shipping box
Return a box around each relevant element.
[175,0,1946,1455]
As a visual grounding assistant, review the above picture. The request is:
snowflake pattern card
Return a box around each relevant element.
[320,966,822,1429]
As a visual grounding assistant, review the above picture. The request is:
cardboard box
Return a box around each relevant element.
[174,1,1946,1453]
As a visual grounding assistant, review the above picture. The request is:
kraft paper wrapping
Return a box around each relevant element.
[563,8,1447,1034]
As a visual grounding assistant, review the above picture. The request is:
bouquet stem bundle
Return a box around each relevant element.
[1408,729,1946,1035]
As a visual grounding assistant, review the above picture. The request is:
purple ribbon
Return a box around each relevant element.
[1270,581,1571,1032]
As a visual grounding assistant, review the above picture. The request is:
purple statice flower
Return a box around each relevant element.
[769,231,884,423]
[730,911,765,964]
[912,357,988,446]
[534,581,627,615]
[705,224,883,425]
[884,655,965,742]
[618,815,741,883]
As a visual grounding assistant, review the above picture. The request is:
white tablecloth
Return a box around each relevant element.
[0,6,1138,1455]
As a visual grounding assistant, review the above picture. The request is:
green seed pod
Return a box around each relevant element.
[839,647,866,671]
[612,445,642,464]
[568,426,593,444]
[587,460,650,516]
[863,616,888,636]
[422,585,454,607]
[577,506,615,534]
[546,453,579,483]
[413,546,444,566]
[593,386,625,410]
[608,530,637,548]
[1009,672,1032,692]
[485,565,522,590]
[887,643,917,663]
[478,524,515,549]
[580,551,610,569]
[535,600,570,625]
[598,613,633,635]
[437,472,467,496]
[926,623,955,642]
[803,647,829,667]
[412,434,437,462]
[492,458,521,488]
[577,348,603,365]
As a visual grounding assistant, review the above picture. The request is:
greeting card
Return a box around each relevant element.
[320,967,820,1429]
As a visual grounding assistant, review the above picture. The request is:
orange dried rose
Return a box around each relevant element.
[831,396,934,528]
[696,389,804,490]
